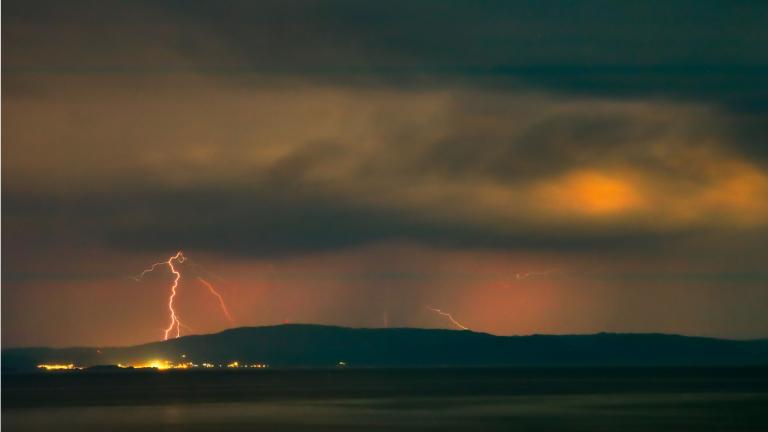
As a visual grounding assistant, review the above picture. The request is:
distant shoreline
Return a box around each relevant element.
[4,324,768,372]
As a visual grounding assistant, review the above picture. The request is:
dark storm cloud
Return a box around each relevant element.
[3,185,686,260]
[4,74,768,257]
[421,109,659,181]
[5,1,768,107]
[725,112,768,161]
[3,0,768,258]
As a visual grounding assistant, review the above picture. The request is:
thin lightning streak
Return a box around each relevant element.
[185,258,227,282]
[514,269,556,280]
[180,322,196,333]
[132,262,165,282]
[197,277,235,326]
[426,306,469,330]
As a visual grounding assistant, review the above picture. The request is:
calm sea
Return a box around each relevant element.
[3,367,768,431]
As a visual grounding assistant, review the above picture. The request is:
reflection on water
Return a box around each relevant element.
[3,368,768,431]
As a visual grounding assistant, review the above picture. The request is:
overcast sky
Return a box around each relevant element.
[3,0,768,347]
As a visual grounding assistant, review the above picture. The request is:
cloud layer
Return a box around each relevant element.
[5,75,768,255]
[3,0,768,345]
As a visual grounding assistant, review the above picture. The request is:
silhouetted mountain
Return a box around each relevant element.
[4,324,768,371]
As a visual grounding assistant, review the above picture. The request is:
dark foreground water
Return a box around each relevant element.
[4,367,768,431]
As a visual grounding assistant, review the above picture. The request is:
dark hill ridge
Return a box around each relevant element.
[3,324,768,371]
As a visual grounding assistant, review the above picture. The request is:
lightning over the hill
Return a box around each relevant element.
[134,251,187,340]
[426,306,470,330]
[197,277,235,326]
[134,252,237,340]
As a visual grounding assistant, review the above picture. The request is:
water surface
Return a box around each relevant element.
[4,367,767,431]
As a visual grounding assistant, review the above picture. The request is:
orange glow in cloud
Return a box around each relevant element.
[700,164,768,224]
[537,170,645,216]
[542,170,643,216]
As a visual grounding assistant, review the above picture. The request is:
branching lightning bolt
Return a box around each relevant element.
[134,251,187,340]
[134,251,236,341]
[197,277,235,326]
[426,306,469,330]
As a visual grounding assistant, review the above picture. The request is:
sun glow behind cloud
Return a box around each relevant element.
[534,169,646,216]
